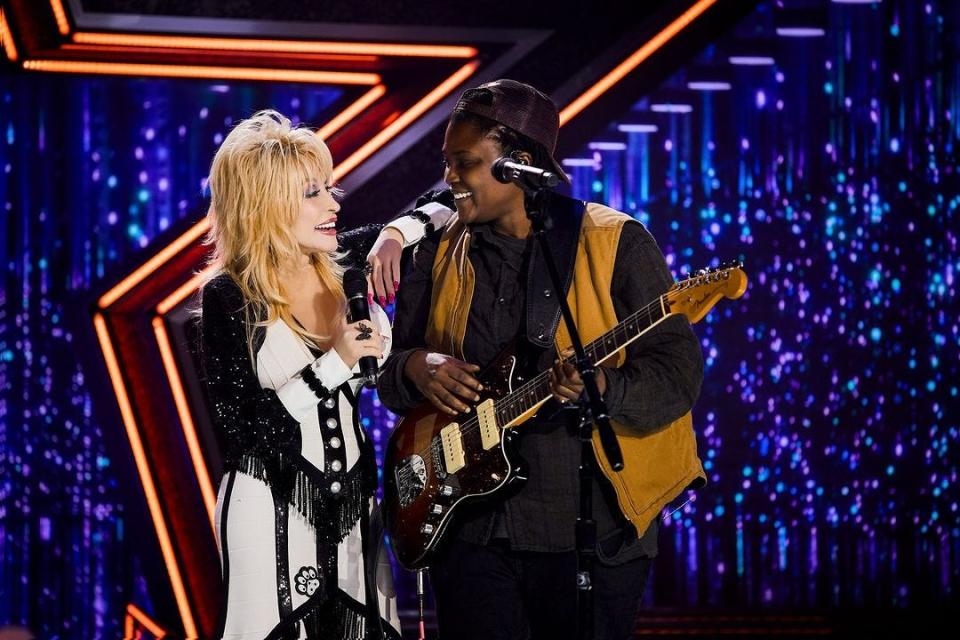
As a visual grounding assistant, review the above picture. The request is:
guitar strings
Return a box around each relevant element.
[405,289,670,461]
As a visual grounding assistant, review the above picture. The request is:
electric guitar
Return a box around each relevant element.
[384,262,748,569]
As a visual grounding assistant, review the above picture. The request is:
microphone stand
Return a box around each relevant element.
[520,183,624,640]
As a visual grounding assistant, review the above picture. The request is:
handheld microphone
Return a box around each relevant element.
[491,157,560,189]
[342,267,378,388]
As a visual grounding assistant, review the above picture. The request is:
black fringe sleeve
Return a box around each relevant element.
[200,275,301,467]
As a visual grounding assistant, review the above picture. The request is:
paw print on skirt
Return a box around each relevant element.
[294,566,321,597]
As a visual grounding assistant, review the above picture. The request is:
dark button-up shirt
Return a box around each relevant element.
[379,214,704,563]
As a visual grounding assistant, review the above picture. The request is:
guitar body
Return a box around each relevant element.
[383,348,529,570]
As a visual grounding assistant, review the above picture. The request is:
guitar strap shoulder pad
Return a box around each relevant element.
[523,194,586,349]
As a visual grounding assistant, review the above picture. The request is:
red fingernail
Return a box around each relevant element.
[388,294,395,304]
[393,281,400,290]
[379,296,386,306]
[368,293,374,305]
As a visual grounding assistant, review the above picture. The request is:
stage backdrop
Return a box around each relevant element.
[1,0,957,637]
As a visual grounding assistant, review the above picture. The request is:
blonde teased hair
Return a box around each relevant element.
[204,109,345,347]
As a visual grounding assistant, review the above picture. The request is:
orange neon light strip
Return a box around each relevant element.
[333,60,480,180]
[317,84,387,141]
[0,8,18,62]
[94,314,197,638]
[99,219,208,308]
[559,0,717,125]
[157,270,210,316]
[48,0,70,36]
[73,32,478,58]
[60,43,378,63]
[126,603,168,638]
[153,316,217,534]
[23,60,380,85]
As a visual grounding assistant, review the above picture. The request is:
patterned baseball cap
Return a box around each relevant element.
[453,79,570,184]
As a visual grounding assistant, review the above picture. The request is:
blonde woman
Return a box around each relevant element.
[200,110,431,639]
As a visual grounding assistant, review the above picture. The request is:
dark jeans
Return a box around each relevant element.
[430,539,652,640]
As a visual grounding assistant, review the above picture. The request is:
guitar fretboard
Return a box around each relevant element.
[494,292,670,426]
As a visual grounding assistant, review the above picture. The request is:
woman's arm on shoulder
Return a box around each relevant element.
[366,190,455,303]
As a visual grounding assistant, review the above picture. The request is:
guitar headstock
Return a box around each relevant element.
[667,261,748,324]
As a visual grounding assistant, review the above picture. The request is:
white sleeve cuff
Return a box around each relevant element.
[274,350,354,420]
[312,349,354,389]
[385,202,455,247]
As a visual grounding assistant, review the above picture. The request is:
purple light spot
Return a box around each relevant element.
[39,518,51,540]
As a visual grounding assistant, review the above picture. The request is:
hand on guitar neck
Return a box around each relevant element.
[404,350,483,416]
[548,347,606,404]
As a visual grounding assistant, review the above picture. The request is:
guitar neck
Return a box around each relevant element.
[494,293,670,427]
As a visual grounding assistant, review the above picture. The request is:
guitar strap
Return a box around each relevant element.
[523,194,586,349]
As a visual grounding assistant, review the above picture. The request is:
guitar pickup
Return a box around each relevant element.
[476,399,500,450]
[440,423,465,473]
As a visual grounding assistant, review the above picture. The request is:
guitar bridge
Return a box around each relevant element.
[430,438,447,479]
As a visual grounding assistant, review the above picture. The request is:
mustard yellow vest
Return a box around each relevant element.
[425,204,706,535]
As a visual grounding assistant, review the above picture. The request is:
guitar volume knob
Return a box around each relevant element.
[430,504,444,515]
[440,484,457,497]
[421,523,435,535]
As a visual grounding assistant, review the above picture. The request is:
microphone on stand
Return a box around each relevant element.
[343,267,378,389]
[491,157,560,189]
